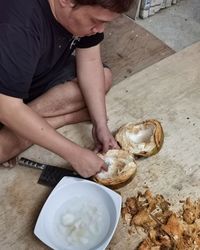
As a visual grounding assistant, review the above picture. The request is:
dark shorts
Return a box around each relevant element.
[0,56,77,128]
[25,55,109,103]
[45,56,77,92]
[25,55,77,103]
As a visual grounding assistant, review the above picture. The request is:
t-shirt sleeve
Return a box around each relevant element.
[0,24,40,99]
[76,33,104,48]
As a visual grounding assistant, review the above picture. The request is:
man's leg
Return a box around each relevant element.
[0,68,112,165]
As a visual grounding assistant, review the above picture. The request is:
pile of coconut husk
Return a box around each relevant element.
[121,190,200,249]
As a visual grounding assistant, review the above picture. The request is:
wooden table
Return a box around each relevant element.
[0,42,200,249]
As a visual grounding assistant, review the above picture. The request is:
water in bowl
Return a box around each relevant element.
[54,196,110,250]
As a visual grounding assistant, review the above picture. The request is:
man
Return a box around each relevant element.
[0,0,134,177]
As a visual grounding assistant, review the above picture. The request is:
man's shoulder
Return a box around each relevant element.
[0,0,43,28]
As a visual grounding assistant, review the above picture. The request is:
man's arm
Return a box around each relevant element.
[0,94,106,177]
[76,45,119,152]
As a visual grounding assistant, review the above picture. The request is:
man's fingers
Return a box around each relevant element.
[102,146,109,153]
[103,139,119,152]
[101,163,108,172]
[93,144,102,153]
[113,142,120,149]
[102,140,110,153]
[109,138,120,150]
[95,162,108,175]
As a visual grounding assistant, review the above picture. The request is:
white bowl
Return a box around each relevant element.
[34,177,122,250]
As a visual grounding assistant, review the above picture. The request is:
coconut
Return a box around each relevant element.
[115,119,164,157]
[93,149,137,186]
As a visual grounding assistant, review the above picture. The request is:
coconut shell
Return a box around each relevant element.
[115,119,164,157]
[93,149,137,186]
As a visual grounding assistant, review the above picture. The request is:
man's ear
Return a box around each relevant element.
[59,0,75,8]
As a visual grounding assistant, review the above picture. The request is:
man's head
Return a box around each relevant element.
[50,0,135,37]
[72,0,134,14]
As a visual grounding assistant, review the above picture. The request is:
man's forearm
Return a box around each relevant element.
[79,64,107,127]
[0,94,80,162]
[76,46,108,128]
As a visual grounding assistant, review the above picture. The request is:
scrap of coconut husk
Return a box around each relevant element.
[121,190,200,249]
[182,197,200,224]
[138,228,172,249]
[161,213,184,240]
[131,209,158,230]
[122,190,171,229]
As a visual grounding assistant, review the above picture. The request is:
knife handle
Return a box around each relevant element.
[18,157,46,170]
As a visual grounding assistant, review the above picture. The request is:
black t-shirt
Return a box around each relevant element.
[0,0,104,100]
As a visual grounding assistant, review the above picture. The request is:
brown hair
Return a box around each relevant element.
[73,0,134,13]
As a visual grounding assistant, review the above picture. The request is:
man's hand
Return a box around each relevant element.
[69,147,108,178]
[92,124,120,153]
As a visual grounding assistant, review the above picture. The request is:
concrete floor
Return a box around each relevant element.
[137,0,200,51]
[1,2,200,249]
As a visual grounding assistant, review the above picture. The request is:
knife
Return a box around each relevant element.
[18,157,88,187]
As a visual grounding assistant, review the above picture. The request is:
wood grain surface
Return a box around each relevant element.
[101,15,174,84]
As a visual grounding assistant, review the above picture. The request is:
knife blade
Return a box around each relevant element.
[18,157,89,187]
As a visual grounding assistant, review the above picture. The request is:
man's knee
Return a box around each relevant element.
[104,67,113,93]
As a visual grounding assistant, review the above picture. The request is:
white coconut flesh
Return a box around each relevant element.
[96,155,135,180]
[124,124,156,154]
